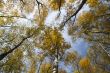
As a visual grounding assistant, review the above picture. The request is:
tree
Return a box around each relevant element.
[0,0,110,73]
[37,27,70,73]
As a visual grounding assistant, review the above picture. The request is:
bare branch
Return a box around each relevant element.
[0,34,34,61]
[65,0,87,23]
[20,0,25,5]
[36,0,44,14]
[0,15,33,21]
[97,13,110,17]
[62,0,87,27]
[98,43,110,57]
[57,0,62,18]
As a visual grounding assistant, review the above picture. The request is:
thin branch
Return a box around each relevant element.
[57,0,62,18]
[20,0,25,5]
[37,60,43,73]
[0,34,34,61]
[0,15,24,18]
[36,0,43,15]
[91,31,110,34]
[97,13,110,17]
[65,0,87,23]
[36,0,43,5]
[0,37,16,44]
[0,15,33,21]
[62,0,87,27]
[0,25,11,28]
[59,0,62,12]
[98,43,110,57]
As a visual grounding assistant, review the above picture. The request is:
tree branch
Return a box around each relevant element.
[62,0,87,27]
[57,0,62,18]
[65,0,87,23]
[36,0,44,14]
[0,15,33,21]
[20,0,25,5]
[0,34,34,61]
[98,43,110,57]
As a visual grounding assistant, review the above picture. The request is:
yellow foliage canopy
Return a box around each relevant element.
[96,5,108,15]
[74,70,80,73]
[87,0,99,7]
[77,12,95,25]
[65,52,77,64]
[39,27,70,55]
[34,7,48,26]
[40,63,52,73]
[0,0,4,8]
[79,57,90,68]
[66,0,75,3]
[2,49,23,72]
[49,0,65,10]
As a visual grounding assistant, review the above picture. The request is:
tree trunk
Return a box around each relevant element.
[53,48,59,73]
